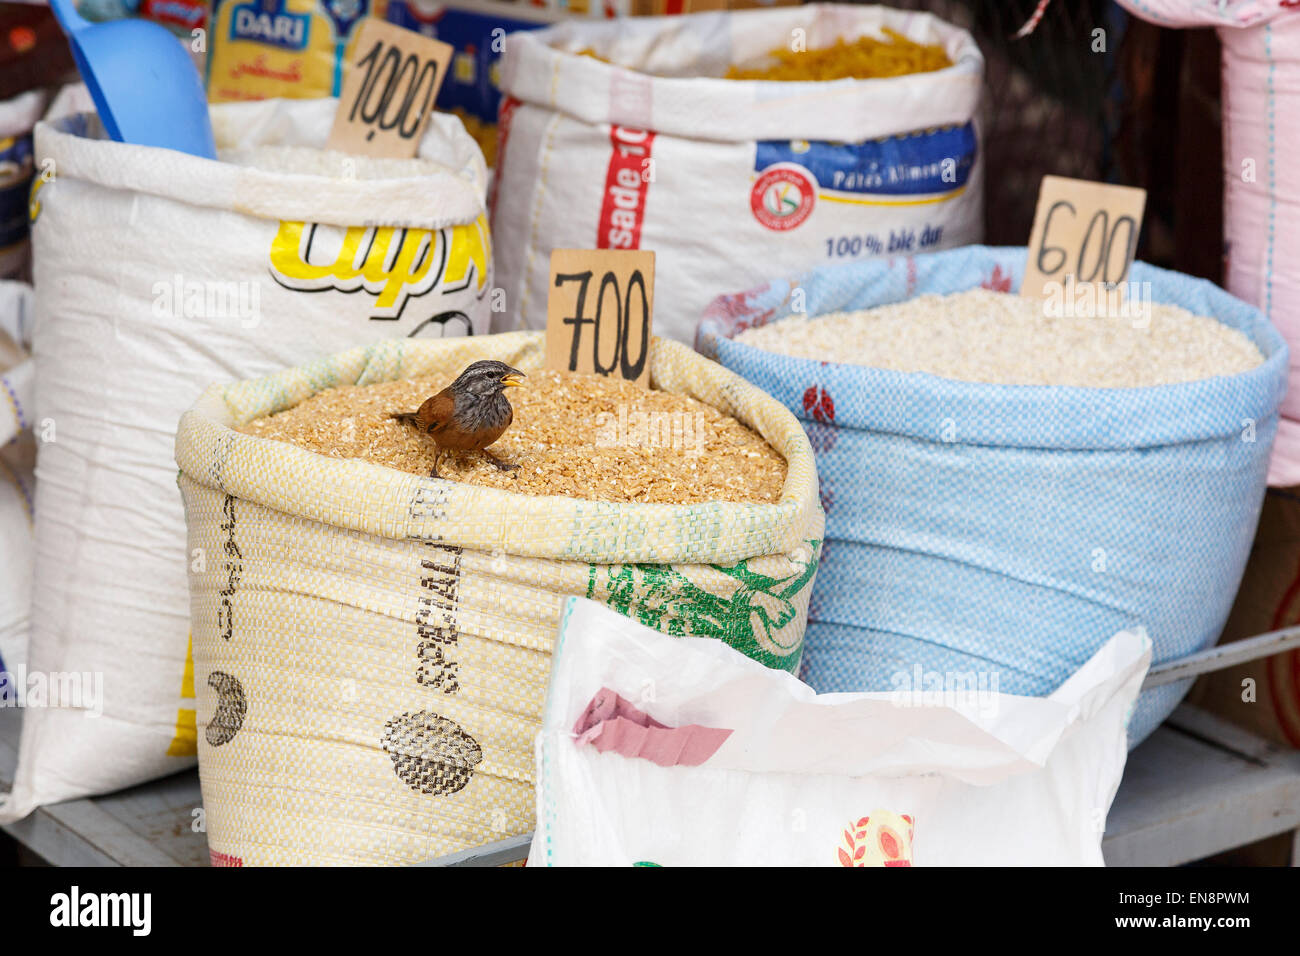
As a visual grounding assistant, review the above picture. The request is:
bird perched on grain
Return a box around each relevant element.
[391,360,525,478]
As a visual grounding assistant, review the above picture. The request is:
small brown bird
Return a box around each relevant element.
[391,360,525,478]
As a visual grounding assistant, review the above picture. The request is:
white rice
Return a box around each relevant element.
[733,288,1265,388]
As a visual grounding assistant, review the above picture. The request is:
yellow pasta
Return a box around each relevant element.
[727,29,952,81]
[575,30,951,82]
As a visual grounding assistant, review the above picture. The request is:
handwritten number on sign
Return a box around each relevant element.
[1020,177,1146,299]
[349,40,441,143]
[1036,201,1141,289]
[621,271,650,381]
[326,21,451,158]
[554,269,650,381]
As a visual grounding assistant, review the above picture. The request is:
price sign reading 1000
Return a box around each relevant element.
[326,19,453,159]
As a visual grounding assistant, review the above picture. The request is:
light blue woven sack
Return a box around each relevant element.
[697,245,1288,747]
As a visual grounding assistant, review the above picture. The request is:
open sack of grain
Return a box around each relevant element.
[0,98,493,824]
[175,332,822,865]
[0,280,34,677]
[492,3,984,344]
[697,245,1288,748]
[534,598,1149,866]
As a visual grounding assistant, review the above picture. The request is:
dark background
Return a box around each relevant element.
[879,0,1224,284]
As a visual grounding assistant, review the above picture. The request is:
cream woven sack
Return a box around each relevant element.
[176,332,822,865]
[492,4,984,343]
[0,98,492,823]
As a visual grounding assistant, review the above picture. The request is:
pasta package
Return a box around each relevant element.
[493,5,985,344]
[206,0,389,103]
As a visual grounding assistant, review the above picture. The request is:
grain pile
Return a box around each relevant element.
[735,289,1265,388]
[239,369,787,504]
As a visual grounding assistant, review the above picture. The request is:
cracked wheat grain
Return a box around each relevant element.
[239,369,787,505]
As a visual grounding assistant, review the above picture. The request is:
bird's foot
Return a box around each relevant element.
[484,452,518,472]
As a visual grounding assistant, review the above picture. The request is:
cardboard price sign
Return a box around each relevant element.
[326,19,453,159]
[545,249,656,388]
[1020,176,1147,299]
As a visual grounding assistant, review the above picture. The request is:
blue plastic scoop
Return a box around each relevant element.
[47,0,217,159]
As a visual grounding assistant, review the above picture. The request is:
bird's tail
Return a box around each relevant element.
[391,411,420,426]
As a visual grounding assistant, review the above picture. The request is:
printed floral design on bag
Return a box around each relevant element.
[804,420,838,456]
[802,385,835,424]
[837,811,914,867]
[981,264,1013,293]
[586,541,820,668]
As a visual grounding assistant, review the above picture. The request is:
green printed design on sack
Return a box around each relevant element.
[585,540,820,670]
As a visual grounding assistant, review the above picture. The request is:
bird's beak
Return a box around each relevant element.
[502,373,525,389]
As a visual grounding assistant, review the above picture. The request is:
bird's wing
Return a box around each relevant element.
[418,390,456,436]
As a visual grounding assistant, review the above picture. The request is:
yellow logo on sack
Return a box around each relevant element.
[268,213,491,319]
[166,633,197,758]
[28,174,46,223]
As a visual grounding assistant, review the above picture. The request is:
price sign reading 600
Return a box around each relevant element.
[1020,176,1147,300]
[1036,203,1138,285]
[545,249,656,388]
[326,19,453,159]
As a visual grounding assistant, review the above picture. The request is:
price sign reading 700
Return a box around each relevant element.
[545,249,655,388]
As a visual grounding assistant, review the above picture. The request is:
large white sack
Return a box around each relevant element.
[0,281,34,677]
[533,598,1150,866]
[0,99,493,822]
[493,4,984,342]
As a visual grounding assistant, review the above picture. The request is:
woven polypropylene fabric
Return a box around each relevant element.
[698,245,1288,747]
[177,332,823,864]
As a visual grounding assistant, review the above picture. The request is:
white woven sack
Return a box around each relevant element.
[0,280,34,676]
[0,98,493,823]
[533,598,1151,867]
[492,4,984,342]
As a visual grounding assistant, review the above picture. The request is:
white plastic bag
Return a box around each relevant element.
[533,598,1150,866]
[0,98,493,823]
[493,4,984,342]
